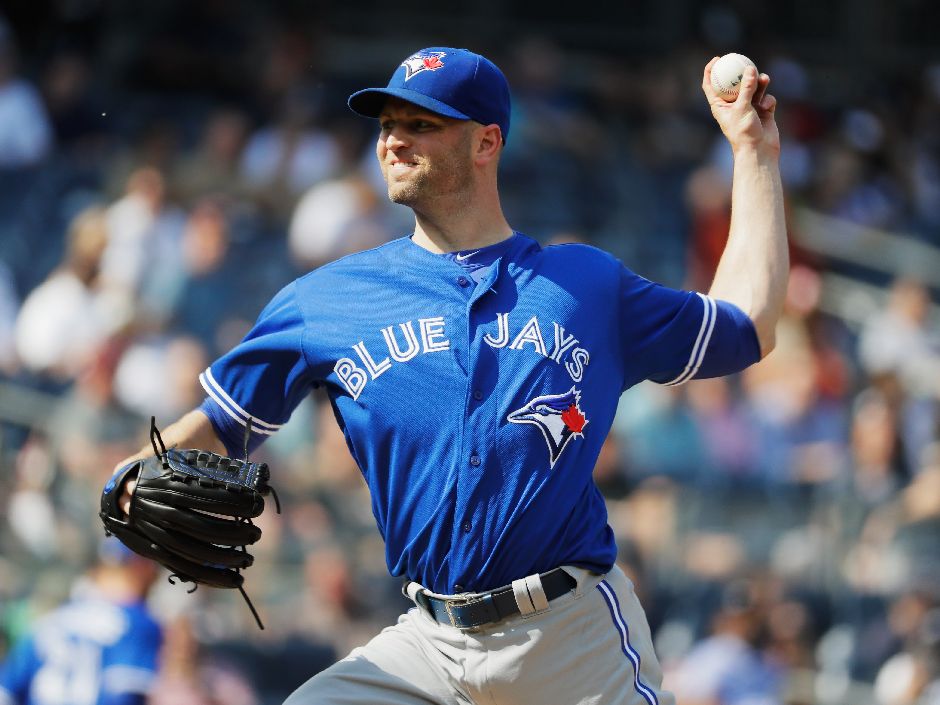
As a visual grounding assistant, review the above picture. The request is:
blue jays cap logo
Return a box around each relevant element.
[508,387,588,467]
[401,51,446,81]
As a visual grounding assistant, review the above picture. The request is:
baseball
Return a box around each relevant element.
[711,53,757,101]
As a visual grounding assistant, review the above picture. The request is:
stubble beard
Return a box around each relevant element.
[386,167,431,207]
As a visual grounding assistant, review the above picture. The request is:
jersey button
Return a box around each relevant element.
[454,584,464,593]
[473,389,483,401]
[457,276,469,287]
[462,521,472,533]
[469,454,481,466]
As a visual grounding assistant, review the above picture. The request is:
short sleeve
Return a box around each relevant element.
[619,267,760,388]
[199,280,315,454]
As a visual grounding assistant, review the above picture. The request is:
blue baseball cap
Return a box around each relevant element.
[348,47,511,142]
[98,535,137,565]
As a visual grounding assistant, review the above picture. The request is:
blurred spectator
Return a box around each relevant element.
[147,616,217,705]
[288,175,396,270]
[0,538,162,705]
[0,19,52,168]
[614,384,708,483]
[148,615,259,705]
[667,579,784,705]
[47,341,143,493]
[873,608,940,705]
[843,388,907,506]
[113,335,208,422]
[294,544,373,654]
[6,435,58,560]
[171,109,251,206]
[13,207,112,380]
[685,164,731,292]
[103,123,181,201]
[685,377,758,481]
[858,278,940,470]
[163,200,240,354]
[858,278,940,396]
[100,167,185,310]
[240,88,341,215]
[741,315,847,487]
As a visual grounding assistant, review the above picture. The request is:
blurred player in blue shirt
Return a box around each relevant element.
[0,539,162,705]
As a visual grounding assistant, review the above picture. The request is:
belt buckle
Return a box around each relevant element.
[444,597,468,628]
[444,592,497,629]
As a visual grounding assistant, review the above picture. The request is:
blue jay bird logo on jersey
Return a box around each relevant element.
[508,387,588,467]
[401,51,446,80]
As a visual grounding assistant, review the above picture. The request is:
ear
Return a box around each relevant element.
[473,123,503,166]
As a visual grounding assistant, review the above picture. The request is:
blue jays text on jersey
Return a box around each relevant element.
[331,309,592,401]
[198,233,760,595]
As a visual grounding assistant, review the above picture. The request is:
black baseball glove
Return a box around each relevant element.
[100,418,279,628]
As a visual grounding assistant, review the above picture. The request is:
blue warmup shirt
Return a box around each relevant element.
[0,596,162,705]
[199,233,760,594]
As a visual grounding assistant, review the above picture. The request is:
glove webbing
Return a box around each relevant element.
[150,416,276,630]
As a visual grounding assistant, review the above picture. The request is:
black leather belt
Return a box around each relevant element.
[409,569,577,629]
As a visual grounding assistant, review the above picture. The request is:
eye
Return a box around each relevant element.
[413,119,437,131]
[379,119,394,133]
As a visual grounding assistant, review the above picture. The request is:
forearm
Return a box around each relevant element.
[121,409,226,467]
[112,409,226,516]
[708,146,788,356]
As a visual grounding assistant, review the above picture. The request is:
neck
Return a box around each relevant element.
[409,183,513,254]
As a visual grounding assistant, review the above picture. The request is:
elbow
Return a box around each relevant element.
[757,329,776,359]
[751,317,777,359]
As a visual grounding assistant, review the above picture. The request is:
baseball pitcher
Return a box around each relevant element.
[101,46,786,704]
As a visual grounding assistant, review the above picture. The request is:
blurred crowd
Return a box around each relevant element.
[2,5,940,705]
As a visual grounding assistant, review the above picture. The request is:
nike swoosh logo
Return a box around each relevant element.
[455,250,480,261]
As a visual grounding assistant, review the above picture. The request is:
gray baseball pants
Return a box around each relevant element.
[283,565,675,705]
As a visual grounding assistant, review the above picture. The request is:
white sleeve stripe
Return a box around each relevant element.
[663,293,712,385]
[205,368,283,429]
[199,372,278,435]
[660,293,716,386]
[677,294,717,384]
[691,295,718,373]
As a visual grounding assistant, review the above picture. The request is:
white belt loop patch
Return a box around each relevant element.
[512,578,537,615]
[524,573,550,612]
[404,582,424,604]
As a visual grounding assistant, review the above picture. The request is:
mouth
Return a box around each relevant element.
[386,161,420,181]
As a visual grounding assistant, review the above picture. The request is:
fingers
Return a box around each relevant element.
[735,69,777,119]
[735,65,760,105]
[759,92,777,115]
[701,56,721,101]
[119,478,138,517]
[752,73,770,107]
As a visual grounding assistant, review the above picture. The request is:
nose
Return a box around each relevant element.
[382,126,409,151]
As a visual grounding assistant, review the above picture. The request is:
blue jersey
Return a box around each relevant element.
[199,233,759,594]
[0,595,162,705]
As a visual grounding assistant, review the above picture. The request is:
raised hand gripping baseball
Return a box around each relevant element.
[703,57,779,157]
[100,418,280,628]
